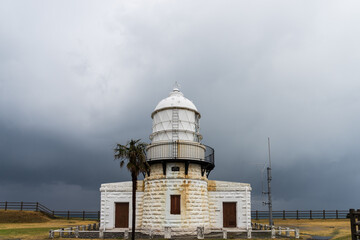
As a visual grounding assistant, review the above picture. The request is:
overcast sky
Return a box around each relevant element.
[1,0,360,211]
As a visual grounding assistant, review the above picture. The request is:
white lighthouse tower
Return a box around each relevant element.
[100,86,251,236]
[141,85,215,234]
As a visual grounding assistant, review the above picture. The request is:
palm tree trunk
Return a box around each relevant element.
[131,172,137,240]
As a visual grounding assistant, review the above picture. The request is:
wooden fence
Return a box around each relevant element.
[347,209,360,240]
[0,202,100,220]
[0,201,350,220]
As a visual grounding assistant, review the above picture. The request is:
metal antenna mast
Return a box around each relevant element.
[263,137,273,226]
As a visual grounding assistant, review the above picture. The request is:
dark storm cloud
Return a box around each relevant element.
[1,0,360,210]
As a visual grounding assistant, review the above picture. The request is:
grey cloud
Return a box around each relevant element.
[1,0,360,210]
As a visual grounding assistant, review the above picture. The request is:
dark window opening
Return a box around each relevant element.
[171,195,181,214]
[172,166,180,171]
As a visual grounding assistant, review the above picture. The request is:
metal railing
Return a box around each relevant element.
[252,210,349,220]
[0,201,100,220]
[0,202,349,221]
[204,144,215,167]
[146,141,215,167]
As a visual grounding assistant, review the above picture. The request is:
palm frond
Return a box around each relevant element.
[114,139,149,176]
[120,160,125,168]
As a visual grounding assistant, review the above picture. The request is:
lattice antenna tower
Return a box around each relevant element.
[262,137,273,226]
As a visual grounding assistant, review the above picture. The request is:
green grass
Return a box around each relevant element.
[332,234,352,240]
[0,227,53,237]
[331,228,340,236]
[253,219,351,239]
[0,210,97,239]
[0,210,49,223]
[0,210,352,239]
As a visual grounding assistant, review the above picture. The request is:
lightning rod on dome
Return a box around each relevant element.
[174,81,180,91]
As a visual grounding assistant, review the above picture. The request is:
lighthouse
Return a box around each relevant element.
[141,85,215,234]
[100,86,251,236]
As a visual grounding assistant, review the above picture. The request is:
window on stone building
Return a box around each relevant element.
[170,195,180,214]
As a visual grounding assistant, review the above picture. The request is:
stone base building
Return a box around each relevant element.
[100,87,251,236]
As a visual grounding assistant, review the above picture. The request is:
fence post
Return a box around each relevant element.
[323,210,325,219]
[36,202,39,212]
[67,211,70,220]
[99,229,104,239]
[98,211,100,221]
[271,226,275,239]
[164,226,171,239]
[247,229,251,239]
[296,210,299,220]
[5,201,7,211]
[286,227,290,237]
[83,211,85,220]
[75,226,79,238]
[336,210,338,219]
[20,201,23,211]
[49,230,54,239]
[52,211,55,217]
[256,210,259,220]
[349,209,356,240]
[283,210,285,220]
[310,210,312,220]
[357,209,360,240]
[223,230,227,239]
[197,226,204,239]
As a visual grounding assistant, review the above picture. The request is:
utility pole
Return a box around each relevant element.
[263,137,273,226]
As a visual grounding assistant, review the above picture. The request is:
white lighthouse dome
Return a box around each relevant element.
[150,87,202,143]
[152,87,199,117]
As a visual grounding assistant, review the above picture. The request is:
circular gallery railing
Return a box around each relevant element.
[146,141,214,168]
[204,144,215,167]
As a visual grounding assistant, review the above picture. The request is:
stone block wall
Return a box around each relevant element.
[100,168,251,234]
[142,163,210,235]
[208,180,251,230]
[100,181,144,230]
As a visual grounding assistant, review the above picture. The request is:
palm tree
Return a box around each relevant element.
[114,139,148,240]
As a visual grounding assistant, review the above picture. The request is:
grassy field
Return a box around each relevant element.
[253,219,351,239]
[0,210,97,240]
[0,210,352,239]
